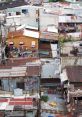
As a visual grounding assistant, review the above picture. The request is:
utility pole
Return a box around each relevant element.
[38,76,41,117]
[0,14,6,64]
[37,9,40,32]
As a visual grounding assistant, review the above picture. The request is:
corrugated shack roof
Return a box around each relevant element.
[23,29,39,38]
[27,66,41,76]
[69,89,82,98]
[0,0,28,10]
[66,66,82,83]
[40,31,58,41]
[0,66,27,78]
[0,58,41,78]
[0,65,41,78]
[8,29,39,39]
[26,61,41,76]
[0,57,39,68]
[8,30,23,38]
[8,30,58,41]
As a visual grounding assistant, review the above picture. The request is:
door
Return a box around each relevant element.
[16,82,24,90]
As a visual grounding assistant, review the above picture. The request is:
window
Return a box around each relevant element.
[31,41,35,48]
[22,9,28,14]
[0,80,2,87]
[16,82,24,90]
[9,13,11,16]
[36,18,39,22]
[16,12,21,15]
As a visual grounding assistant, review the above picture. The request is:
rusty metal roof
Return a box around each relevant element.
[0,57,39,68]
[66,66,82,83]
[40,31,58,41]
[27,65,41,76]
[0,58,41,78]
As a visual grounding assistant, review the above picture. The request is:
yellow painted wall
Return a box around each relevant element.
[7,36,38,50]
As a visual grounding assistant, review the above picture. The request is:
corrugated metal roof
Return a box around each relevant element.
[0,0,28,10]
[40,31,58,41]
[8,30,23,38]
[23,29,39,38]
[66,66,82,82]
[0,58,41,78]
[0,57,39,68]
[27,65,41,76]
[0,66,27,78]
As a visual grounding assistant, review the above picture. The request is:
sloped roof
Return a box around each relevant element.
[8,29,39,39]
[66,66,82,83]
[40,31,58,41]
[0,57,39,68]
[0,0,28,10]
[8,30,23,38]
[27,65,41,76]
[0,58,41,78]
[23,29,39,38]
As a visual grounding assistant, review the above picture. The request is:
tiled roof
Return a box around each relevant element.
[66,66,82,83]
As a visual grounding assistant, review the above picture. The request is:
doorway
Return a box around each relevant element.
[16,82,24,90]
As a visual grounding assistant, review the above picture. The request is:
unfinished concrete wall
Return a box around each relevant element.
[61,56,82,69]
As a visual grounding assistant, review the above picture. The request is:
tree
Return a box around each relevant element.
[59,35,65,54]
[41,95,49,102]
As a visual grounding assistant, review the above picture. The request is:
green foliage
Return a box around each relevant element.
[59,35,73,45]
[41,95,49,102]
[59,35,74,54]
[59,36,65,49]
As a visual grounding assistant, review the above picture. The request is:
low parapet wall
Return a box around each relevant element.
[61,56,82,69]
